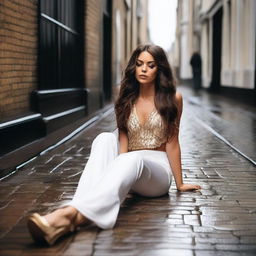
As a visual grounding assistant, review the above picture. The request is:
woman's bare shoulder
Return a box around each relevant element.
[175,91,183,105]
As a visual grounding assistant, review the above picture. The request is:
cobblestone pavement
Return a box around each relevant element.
[0,85,256,256]
[179,86,256,163]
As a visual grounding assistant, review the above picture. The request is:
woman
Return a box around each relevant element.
[27,44,201,246]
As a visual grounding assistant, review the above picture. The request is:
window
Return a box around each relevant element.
[39,0,84,89]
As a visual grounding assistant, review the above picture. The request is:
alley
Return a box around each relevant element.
[0,85,256,256]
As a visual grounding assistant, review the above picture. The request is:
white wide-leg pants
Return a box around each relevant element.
[67,132,172,229]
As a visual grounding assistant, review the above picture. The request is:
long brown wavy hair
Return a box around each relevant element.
[115,44,179,141]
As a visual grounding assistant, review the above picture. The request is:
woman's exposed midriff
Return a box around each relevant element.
[129,143,166,152]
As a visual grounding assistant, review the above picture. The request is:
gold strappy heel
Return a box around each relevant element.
[27,213,75,245]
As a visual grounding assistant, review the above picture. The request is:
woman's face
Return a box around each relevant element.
[135,51,158,85]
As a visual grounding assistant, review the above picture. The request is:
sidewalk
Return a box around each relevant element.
[0,85,256,256]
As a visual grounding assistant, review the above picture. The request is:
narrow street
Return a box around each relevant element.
[0,85,256,256]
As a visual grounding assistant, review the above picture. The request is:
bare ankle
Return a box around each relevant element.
[74,212,88,226]
[62,207,77,219]
[44,207,75,227]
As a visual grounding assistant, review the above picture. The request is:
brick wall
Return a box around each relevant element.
[0,0,38,121]
[84,0,103,113]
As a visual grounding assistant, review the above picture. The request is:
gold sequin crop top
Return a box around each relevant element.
[127,105,166,151]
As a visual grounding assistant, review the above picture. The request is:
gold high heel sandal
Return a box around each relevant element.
[27,213,75,245]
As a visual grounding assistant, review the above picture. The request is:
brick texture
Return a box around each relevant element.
[84,0,103,113]
[1,86,256,255]
[0,0,38,121]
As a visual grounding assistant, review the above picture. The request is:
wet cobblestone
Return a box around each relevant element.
[0,85,256,255]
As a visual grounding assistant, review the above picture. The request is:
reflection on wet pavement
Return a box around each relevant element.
[180,86,256,163]
[0,85,256,255]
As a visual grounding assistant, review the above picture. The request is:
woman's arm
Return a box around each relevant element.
[166,92,201,191]
[119,130,129,154]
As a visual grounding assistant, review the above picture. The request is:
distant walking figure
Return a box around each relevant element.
[190,51,202,90]
[27,44,201,246]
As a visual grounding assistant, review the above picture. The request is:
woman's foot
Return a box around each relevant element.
[27,206,87,245]
[44,207,89,227]
[27,212,75,245]
[44,207,76,228]
[74,211,89,227]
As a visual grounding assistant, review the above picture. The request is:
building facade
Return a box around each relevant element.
[175,0,256,94]
[112,0,148,93]
[0,0,149,176]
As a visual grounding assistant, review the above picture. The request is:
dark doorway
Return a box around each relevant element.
[38,0,84,90]
[103,0,112,102]
[254,31,256,104]
[253,27,256,106]
[210,7,223,91]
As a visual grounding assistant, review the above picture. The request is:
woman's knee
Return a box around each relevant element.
[93,132,117,145]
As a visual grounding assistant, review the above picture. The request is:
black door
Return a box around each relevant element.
[38,0,84,90]
[103,0,112,102]
[210,7,223,92]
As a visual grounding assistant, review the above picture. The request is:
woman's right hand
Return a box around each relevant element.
[177,183,201,192]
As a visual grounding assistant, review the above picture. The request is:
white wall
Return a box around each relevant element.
[221,0,256,89]
[178,0,193,79]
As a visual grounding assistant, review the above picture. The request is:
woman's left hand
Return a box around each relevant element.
[178,183,201,192]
